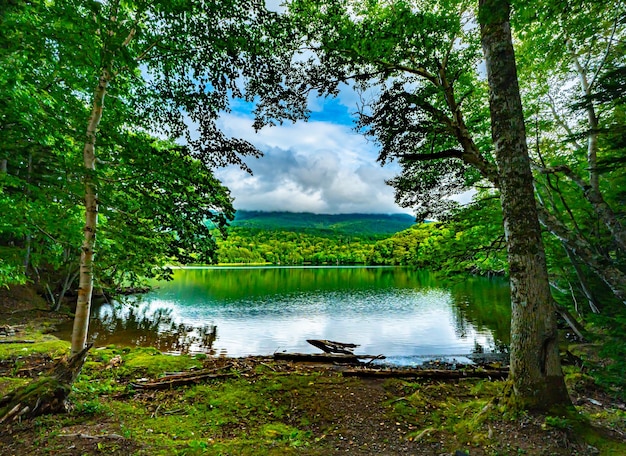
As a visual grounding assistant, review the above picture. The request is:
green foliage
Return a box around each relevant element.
[0,0,298,301]
[287,0,492,220]
[96,136,235,286]
[367,197,507,276]
[217,227,377,265]
[72,399,108,417]
[214,208,508,274]
[585,311,626,401]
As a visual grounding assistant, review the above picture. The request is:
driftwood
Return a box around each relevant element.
[130,366,239,391]
[58,432,126,440]
[0,344,92,424]
[341,367,509,380]
[274,352,384,364]
[307,339,359,354]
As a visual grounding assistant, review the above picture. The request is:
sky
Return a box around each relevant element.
[205,0,407,216]
[214,93,408,215]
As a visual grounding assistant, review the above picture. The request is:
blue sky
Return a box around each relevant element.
[215,92,408,215]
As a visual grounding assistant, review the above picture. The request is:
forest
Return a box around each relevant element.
[1,0,625,427]
[214,210,508,276]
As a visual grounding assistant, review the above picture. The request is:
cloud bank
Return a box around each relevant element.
[215,112,407,214]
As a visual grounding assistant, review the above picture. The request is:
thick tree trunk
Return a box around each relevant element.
[70,70,110,355]
[479,0,570,410]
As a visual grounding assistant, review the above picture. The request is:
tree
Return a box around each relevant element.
[67,0,296,354]
[478,0,569,408]
[512,0,626,309]
[283,0,571,409]
[0,0,297,355]
[0,0,85,294]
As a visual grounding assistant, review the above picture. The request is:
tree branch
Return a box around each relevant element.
[399,149,463,161]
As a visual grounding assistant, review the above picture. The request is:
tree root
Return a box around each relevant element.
[0,344,91,424]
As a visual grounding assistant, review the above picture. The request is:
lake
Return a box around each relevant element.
[55,266,511,364]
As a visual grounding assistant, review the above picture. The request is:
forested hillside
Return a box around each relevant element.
[230,211,415,236]
[215,209,508,274]
[215,211,412,265]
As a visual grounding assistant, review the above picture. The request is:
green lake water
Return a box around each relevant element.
[57,266,511,364]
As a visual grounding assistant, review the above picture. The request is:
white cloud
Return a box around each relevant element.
[215,112,406,214]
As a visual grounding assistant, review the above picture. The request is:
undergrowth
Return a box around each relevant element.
[1,335,625,455]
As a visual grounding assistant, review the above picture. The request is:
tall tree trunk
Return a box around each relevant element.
[70,70,110,355]
[479,0,570,410]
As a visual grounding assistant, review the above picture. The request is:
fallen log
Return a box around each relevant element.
[341,367,509,380]
[274,352,384,364]
[130,366,239,391]
[0,340,35,344]
[306,339,359,354]
[58,433,126,440]
[0,344,91,424]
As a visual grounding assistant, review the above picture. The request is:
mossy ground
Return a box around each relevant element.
[0,334,625,456]
[0,293,625,455]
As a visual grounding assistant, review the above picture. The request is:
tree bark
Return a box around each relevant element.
[70,69,110,355]
[479,0,570,410]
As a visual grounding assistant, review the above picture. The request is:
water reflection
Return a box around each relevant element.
[54,267,511,358]
[78,300,219,354]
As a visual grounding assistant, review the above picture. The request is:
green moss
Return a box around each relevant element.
[123,347,202,377]
[2,341,624,456]
[389,379,507,448]
[570,412,626,455]
[0,376,29,396]
[259,422,311,446]
[0,339,69,360]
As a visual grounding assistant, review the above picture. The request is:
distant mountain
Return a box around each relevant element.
[230,210,416,237]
